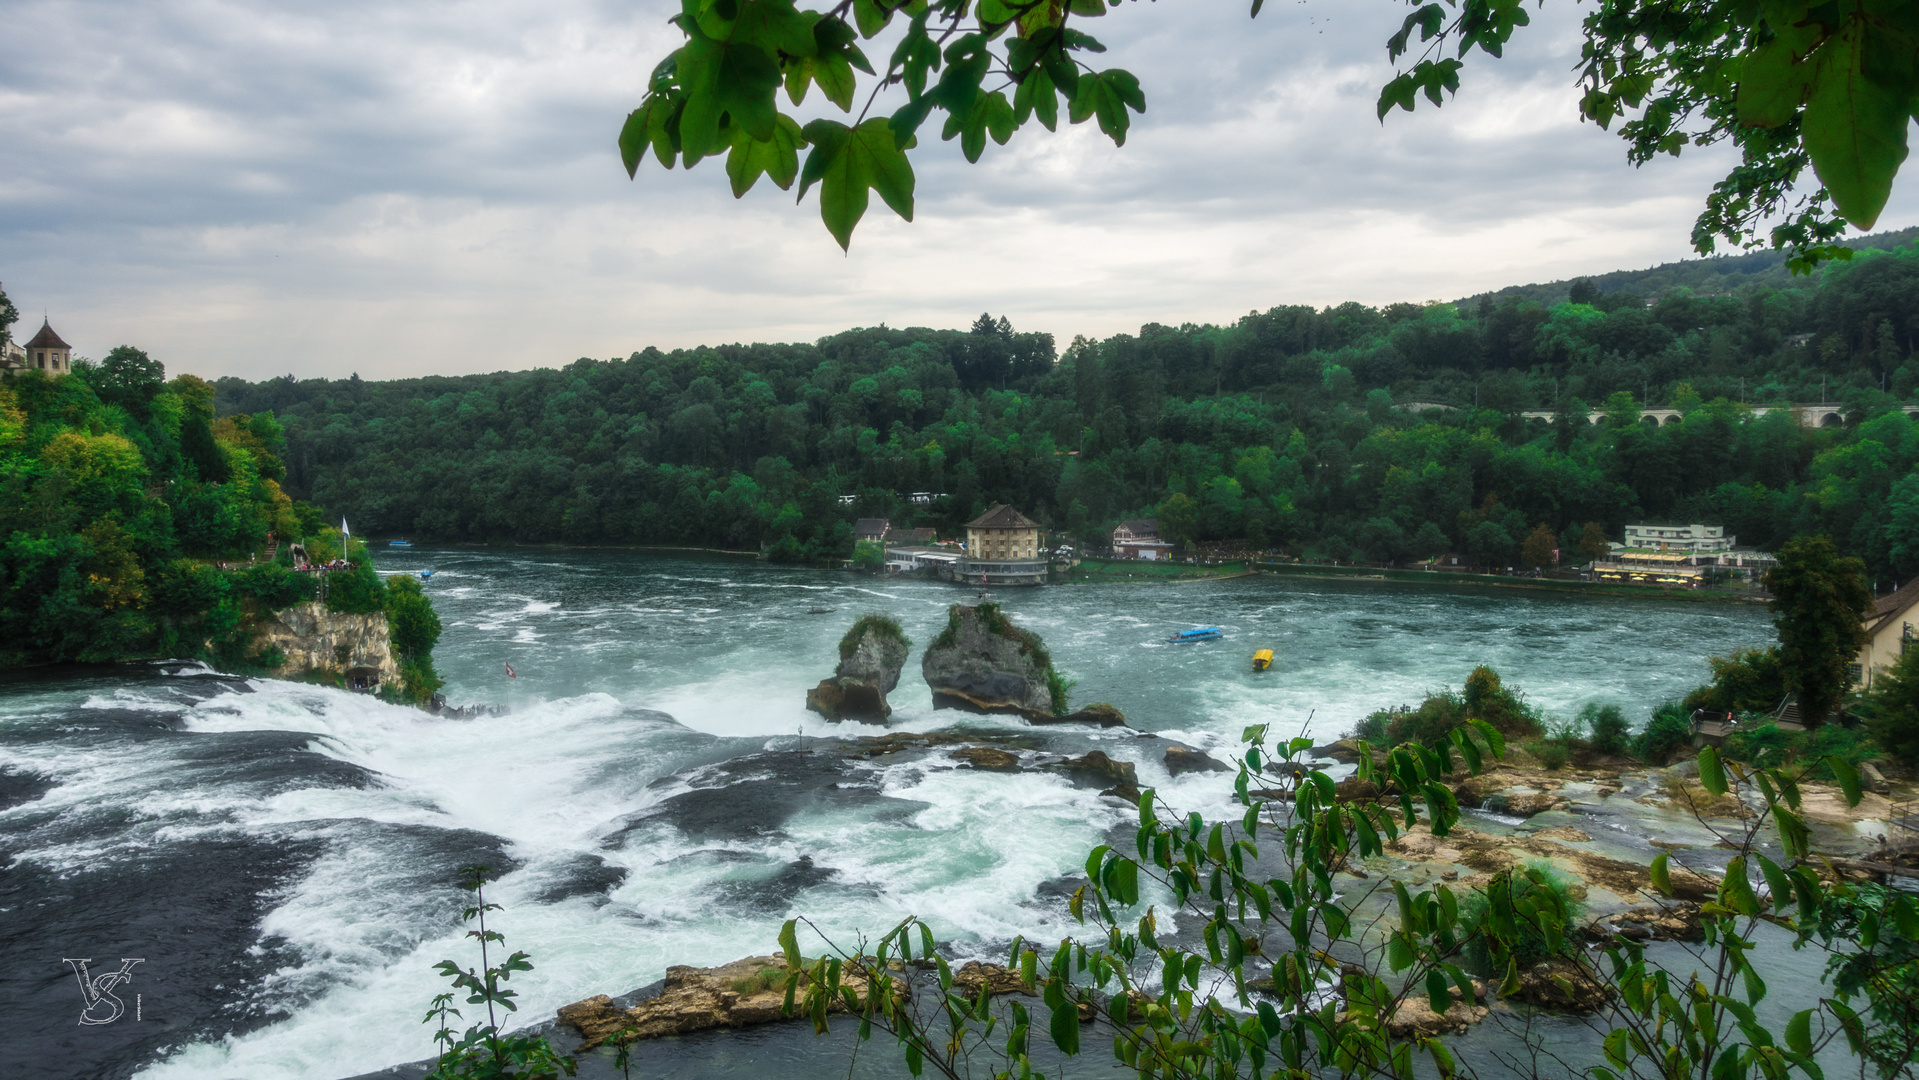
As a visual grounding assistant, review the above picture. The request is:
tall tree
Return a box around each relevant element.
[1764,535,1872,727]
[0,281,17,351]
[1520,522,1558,569]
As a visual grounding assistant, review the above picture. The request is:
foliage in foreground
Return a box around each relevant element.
[774,718,1919,1080]
[424,866,577,1080]
[620,0,1911,264]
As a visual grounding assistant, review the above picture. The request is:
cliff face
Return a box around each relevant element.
[252,602,400,688]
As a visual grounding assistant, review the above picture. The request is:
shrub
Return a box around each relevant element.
[1683,647,1789,714]
[1723,721,1881,781]
[1457,861,1584,975]
[231,561,315,609]
[1530,738,1571,770]
[1047,669,1077,716]
[1579,702,1633,756]
[1369,666,1544,747]
[325,553,384,614]
[1351,711,1391,744]
[1462,665,1544,738]
[1635,701,1693,764]
[151,558,228,615]
[839,613,909,660]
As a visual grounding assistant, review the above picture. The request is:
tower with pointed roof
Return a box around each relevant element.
[23,318,72,376]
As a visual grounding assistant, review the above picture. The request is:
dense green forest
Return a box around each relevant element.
[0,334,443,693]
[209,238,1919,583]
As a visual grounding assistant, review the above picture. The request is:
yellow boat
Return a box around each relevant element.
[1252,649,1273,672]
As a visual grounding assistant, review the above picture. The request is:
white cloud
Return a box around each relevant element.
[1,0,1910,379]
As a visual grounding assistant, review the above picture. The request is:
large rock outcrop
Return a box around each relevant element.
[807,615,910,721]
[921,603,1059,719]
[556,954,898,1049]
[252,602,401,691]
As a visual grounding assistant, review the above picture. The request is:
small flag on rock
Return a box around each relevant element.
[505,662,517,679]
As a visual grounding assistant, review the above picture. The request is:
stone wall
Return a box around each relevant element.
[252,602,401,688]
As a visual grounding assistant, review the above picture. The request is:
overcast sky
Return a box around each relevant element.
[2,0,1913,382]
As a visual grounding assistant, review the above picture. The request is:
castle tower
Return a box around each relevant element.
[23,318,72,375]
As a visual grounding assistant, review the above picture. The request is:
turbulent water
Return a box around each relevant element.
[0,550,1778,1080]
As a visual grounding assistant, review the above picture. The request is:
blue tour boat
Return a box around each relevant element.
[1169,626,1224,643]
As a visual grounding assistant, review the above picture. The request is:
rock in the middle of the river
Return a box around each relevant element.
[921,602,1060,719]
[807,614,911,721]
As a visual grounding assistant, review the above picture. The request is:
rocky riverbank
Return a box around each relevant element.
[538,732,1918,1065]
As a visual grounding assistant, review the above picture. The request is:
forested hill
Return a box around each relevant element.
[1459,225,1919,310]
[213,242,1919,581]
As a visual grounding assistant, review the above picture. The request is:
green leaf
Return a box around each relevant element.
[853,0,893,38]
[1737,27,1821,127]
[1803,23,1912,228]
[1048,984,1081,1054]
[1113,858,1140,906]
[1698,746,1728,795]
[1650,852,1672,897]
[795,116,915,249]
[1757,855,1793,914]
[1067,69,1144,146]
[1013,68,1060,132]
[1724,857,1762,917]
[1786,1008,1813,1056]
[1828,755,1863,807]
[1498,954,1520,996]
[1387,932,1414,972]
[941,88,1017,163]
[619,103,656,178]
[677,32,784,160]
[725,114,806,196]
[1468,718,1506,759]
[779,919,801,969]
[1426,968,1451,1014]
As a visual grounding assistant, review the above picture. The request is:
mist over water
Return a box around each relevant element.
[0,550,1774,1080]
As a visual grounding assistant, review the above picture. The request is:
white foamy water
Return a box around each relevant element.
[0,549,1774,1080]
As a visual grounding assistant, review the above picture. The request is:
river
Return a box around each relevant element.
[0,549,1778,1080]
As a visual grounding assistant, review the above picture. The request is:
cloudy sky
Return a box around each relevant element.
[2,0,1912,381]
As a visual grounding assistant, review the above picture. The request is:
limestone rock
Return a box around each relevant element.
[1164,746,1231,775]
[1603,902,1704,943]
[953,746,1022,772]
[1858,761,1891,795]
[1385,981,1490,1038]
[556,954,897,1050]
[808,615,911,721]
[253,601,401,690]
[1334,776,1383,803]
[1530,826,1593,843]
[1512,957,1610,1012]
[953,961,1034,997]
[1488,791,1570,817]
[921,603,1058,718]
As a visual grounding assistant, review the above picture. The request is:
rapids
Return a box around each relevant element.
[0,549,1777,1080]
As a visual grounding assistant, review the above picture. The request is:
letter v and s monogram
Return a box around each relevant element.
[62,958,144,1025]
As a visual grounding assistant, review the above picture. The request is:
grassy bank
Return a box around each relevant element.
[1253,560,1766,602]
[1058,557,1254,583]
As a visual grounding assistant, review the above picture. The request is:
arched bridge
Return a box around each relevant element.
[1513,403,1919,428]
